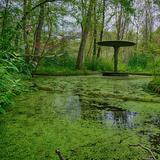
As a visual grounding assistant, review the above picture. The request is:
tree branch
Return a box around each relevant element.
[31,0,57,11]
[22,0,59,22]
[129,144,157,160]
[55,149,65,160]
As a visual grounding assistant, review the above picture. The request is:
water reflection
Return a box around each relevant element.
[104,110,137,128]
[64,96,81,121]
[64,95,137,128]
[81,106,137,128]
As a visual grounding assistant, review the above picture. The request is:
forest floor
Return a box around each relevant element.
[0,75,160,160]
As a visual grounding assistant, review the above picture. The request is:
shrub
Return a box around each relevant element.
[38,52,76,72]
[127,53,152,71]
[84,57,112,71]
[0,52,30,113]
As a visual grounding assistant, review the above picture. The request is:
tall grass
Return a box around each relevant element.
[84,57,113,71]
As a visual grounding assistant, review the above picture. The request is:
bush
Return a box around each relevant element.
[84,57,112,71]
[127,53,152,72]
[0,72,21,113]
[37,54,113,73]
[37,52,76,72]
[0,52,30,113]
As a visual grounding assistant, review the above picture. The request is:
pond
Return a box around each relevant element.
[0,75,160,160]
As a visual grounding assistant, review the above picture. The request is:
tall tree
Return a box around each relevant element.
[113,0,133,40]
[143,0,154,48]
[1,0,9,37]
[93,3,97,57]
[23,0,31,62]
[97,0,106,58]
[33,3,45,63]
[76,0,95,69]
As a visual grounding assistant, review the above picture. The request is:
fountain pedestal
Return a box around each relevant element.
[97,40,136,73]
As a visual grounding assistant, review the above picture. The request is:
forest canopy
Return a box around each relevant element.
[1,0,160,71]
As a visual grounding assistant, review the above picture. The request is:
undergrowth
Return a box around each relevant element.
[0,51,31,113]
[37,53,113,73]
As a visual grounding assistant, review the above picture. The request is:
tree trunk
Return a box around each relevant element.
[23,0,30,62]
[97,0,105,58]
[76,0,95,69]
[116,6,123,40]
[148,0,153,42]
[76,29,88,69]
[33,3,45,63]
[87,33,94,57]
[1,0,9,37]
[144,7,148,48]
[34,18,52,72]
[136,24,139,50]
[91,3,98,70]
[93,4,97,57]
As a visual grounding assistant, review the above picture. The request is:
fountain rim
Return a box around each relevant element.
[97,40,136,47]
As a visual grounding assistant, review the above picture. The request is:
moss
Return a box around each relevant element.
[0,76,160,159]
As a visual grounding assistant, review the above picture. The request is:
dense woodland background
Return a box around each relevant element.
[0,0,160,112]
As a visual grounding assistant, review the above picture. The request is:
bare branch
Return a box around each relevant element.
[22,0,59,22]
[31,0,57,11]
[129,144,157,160]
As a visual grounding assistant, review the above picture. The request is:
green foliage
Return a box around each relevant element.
[112,0,134,14]
[127,53,152,72]
[0,3,30,113]
[0,61,20,113]
[0,51,31,113]
[85,57,113,71]
[37,53,76,72]
[37,55,113,73]
[0,8,21,52]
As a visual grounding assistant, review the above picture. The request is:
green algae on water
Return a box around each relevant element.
[0,76,160,159]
